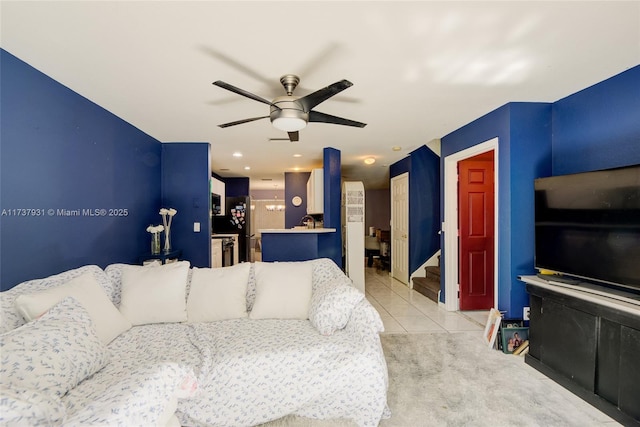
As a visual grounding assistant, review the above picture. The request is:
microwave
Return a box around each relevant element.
[212,193,221,215]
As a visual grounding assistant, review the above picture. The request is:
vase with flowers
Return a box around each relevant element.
[146,224,164,254]
[160,208,177,253]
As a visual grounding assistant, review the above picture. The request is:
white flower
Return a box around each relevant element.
[146,224,164,233]
[168,208,177,216]
[159,208,169,215]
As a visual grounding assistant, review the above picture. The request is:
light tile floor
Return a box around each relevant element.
[364,266,488,334]
[364,266,621,425]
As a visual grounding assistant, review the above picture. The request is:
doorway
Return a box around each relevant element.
[391,173,409,284]
[443,138,499,311]
[458,151,495,310]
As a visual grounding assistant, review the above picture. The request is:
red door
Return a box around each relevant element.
[458,151,495,310]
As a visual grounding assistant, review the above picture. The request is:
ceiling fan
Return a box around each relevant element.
[213,74,366,142]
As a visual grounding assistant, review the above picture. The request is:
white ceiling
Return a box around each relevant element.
[2,1,639,190]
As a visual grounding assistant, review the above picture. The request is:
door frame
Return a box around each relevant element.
[443,138,499,311]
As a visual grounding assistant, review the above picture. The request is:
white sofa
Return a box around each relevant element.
[0,258,390,427]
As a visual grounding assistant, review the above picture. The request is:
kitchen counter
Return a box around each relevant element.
[259,228,336,234]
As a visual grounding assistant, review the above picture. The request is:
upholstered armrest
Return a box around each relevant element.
[344,298,385,339]
[308,276,365,335]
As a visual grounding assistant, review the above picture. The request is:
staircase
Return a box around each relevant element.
[412,257,441,303]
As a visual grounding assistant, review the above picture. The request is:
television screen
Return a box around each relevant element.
[534,165,640,292]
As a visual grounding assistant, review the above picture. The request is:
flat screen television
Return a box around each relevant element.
[534,164,640,293]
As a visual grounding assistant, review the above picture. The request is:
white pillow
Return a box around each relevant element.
[0,297,109,398]
[249,262,313,320]
[187,263,251,322]
[1,265,112,334]
[309,278,365,335]
[14,272,132,344]
[119,261,190,325]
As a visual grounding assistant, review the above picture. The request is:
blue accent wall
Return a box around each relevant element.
[321,147,343,268]
[440,64,640,318]
[161,143,212,268]
[0,49,162,290]
[261,232,324,262]
[408,146,440,275]
[389,145,441,275]
[223,177,249,197]
[284,172,311,228]
[552,65,640,175]
[441,103,552,317]
[261,149,342,266]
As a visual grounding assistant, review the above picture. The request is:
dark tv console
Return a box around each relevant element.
[520,275,640,426]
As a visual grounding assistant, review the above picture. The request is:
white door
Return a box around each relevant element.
[391,173,409,284]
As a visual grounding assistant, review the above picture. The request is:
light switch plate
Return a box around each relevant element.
[193,222,201,232]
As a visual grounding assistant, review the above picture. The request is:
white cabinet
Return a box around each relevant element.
[306,168,324,214]
[211,238,222,268]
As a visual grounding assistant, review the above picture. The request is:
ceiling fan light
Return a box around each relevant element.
[272,117,307,132]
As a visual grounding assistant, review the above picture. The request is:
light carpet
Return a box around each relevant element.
[260,332,613,427]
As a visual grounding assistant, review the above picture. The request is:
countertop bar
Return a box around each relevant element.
[260,228,336,234]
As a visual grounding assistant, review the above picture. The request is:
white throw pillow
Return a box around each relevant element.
[1,265,113,334]
[0,297,109,398]
[187,263,251,322]
[14,272,132,344]
[119,261,190,325]
[249,261,313,320]
[309,277,365,335]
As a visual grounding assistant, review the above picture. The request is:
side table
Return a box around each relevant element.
[138,249,182,265]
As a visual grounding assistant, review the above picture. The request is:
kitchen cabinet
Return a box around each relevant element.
[211,238,222,268]
[212,234,239,266]
[306,168,323,214]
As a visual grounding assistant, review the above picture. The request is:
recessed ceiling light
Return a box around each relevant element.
[244,166,250,170]
[293,154,302,158]
[233,152,243,157]
[364,157,376,165]
[392,146,402,151]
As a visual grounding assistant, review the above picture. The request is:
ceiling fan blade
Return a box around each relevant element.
[213,81,273,106]
[288,131,299,142]
[309,110,366,128]
[297,80,353,112]
[218,116,269,128]
[200,46,273,87]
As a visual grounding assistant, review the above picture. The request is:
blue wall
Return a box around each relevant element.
[320,147,343,268]
[441,103,552,317]
[389,145,441,275]
[0,49,162,290]
[441,65,640,317]
[552,66,640,175]
[284,171,310,228]
[262,149,342,267]
[161,143,212,268]
[223,177,250,197]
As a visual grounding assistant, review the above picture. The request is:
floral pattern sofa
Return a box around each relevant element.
[0,258,390,426]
